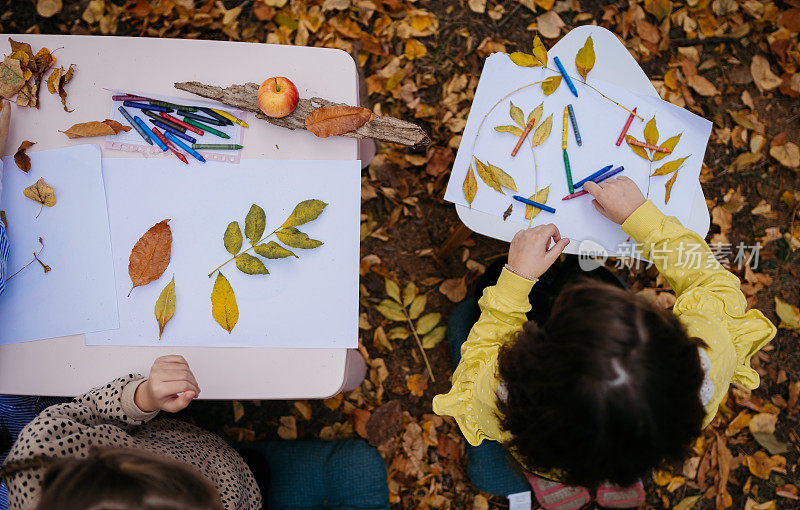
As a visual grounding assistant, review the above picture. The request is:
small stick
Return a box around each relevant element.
[628,139,672,153]
[511,117,537,157]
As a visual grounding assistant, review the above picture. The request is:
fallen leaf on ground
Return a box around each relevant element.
[439,276,467,302]
[751,55,782,91]
[365,399,401,446]
[536,10,564,38]
[211,272,239,333]
[769,142,800,168]
[36,0,63,17]
[352,409,371,438]
[744,451,786,479]
[294,401,311,420]
[154,276,176,341]
[305,105,374,138]
[14,141,35,173]
[128,219,171,296]
[60,119,131,138]
[22,177,56,218]
[277,415,297,439]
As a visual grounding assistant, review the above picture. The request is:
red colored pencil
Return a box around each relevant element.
[152,127,188,164]
[159,112,204,135]
[615,107,637,146]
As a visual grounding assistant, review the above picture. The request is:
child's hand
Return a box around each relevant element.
[583,176,646,225]
[507,224,570,280]
[0,101,10,156]
[134,355,201,413]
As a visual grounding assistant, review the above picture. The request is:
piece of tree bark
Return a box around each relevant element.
[174,81,430,148]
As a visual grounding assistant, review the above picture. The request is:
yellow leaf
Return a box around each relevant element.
[673,495,701,510]
[644,117,659,145]
[775,297,800,329]
[408,294,427,319]
[402,282,418,307]
[474,157,502,192]
[542,75,561,95]
[211,272,239,334]
[509,101,525,128]
[407,373,428,396]
[422,325,446,349]
[626,136,651,161]
[254,241,297,259]
[652,155,690,177]
[532,35,547,66]
[154,276,176,341]
[528,102,544,125]
[494,125,524,136]
[653,132,682,162]
[376,299,405,321]
[224,221,243,255]
[644,0,672,21]
[509,52,537,67]
[488,163,517,191]
[276,227,323,249]
[574,36,595,80]
[525,185,550,220]
[385,278,401,303]
[23,178,56,218]
[235,253,269,275]
[463,164,477,205]
[404,39,427,60]
[664,171,678,204]
[244,204,266,245]
[416,313,441,335]
[530,114,553,147]
[280,199,327,229]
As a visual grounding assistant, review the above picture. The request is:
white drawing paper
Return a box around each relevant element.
[444,54,713,254]
[0,145,119,345]
[86,158,361,348]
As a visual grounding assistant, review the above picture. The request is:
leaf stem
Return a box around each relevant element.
[402,307,435,383]
[207,227,281,277]
[6,241,46,283]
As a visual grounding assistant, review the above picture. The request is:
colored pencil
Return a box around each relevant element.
[572,164,613,189]
[627,139,672,153]
[149,100,198,113]
[143,111,187,133]
[152,128,188,164]
[616,107,637,146]
[553,56,578,97]
[123,101,172,113]
[562,106,568,150]
[182,117,230,139]
[113,94,149,101]
[149,127,168,151]
[150,120,194,143]
[210,108,248,128]
[118,106,153,145]
[163,131,206,163]
[567,104,582,146]
[192,144,243,150]
[159,112,203,135]
[511,117,537,157]
[562,149,574,194]
[561,166,625,200]
[512,195,556,213]
[183,111,227,126]
[131,117,155,146]
[199,107,234,125]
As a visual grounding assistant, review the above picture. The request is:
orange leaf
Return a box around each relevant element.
[304,105,374,138]
[407,373,428,397]
[352,409,371,439]
[60,119,131,139]
[128,219,172,296]
[14,140,35,173]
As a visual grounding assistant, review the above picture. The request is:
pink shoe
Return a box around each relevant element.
[525,472,591,510]
[595,480,645,508]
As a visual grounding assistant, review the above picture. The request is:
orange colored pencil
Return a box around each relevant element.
[628,139,672,153]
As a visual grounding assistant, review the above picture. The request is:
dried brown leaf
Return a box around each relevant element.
[60,119,131,139]
[304,105,374,138]
[128,219,172,296]
[14,141,35,173]
[22,177,56,218]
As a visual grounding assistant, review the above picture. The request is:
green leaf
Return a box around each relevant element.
[542,75,561,95]
[224,221,243,255]
[532,35,547,67]
[652,132,683,162]
[651,155,690,177]
[254,241,298,259]
[387,326,410,340]
[244,204,266,245]
[775,297,800,329]
[474,157,502,192]
[626,135,651,161]
[280,199,328,229]
[644,117,659,146]
[376,299,405,321]
[236,253,269,275]
[276,227,323,249]
[509,52,537,67]
[386,278,401,303]
[494,125,524,136]
[154,276,176,341]
[422,326,447,349]
[525,185,550,220]
[530,114,553,148]
[416,312,441,335]
[488,163,517,192]
[211,272,238,334]
[528,102,543,125]
[402,282,417,307]
[575,36,595,80]
[408,295,427,319]
[509,101,525,128]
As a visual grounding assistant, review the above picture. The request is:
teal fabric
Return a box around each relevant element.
[240,439,389,510]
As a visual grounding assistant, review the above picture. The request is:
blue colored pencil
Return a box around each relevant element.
[567,104,582,145]
[123,101,173,113]
[163,131,206,163]
[152,120,196,144]
[553,57,578,97]
[512,195,556,214]
[119,107,153,145]
[573,164,613,189]
[132,117,156,146]
[149,127,168,151]
[562,166,625,200]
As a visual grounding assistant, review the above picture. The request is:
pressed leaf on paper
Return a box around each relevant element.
[509,102,525,128]
[280,199,328,229]
[154,276,176,341]
[644,117,659,145]
[495,125,524,136]
[128,219,172,296]
[60,119,131,139]
[474,157,502,192]
[487,163,517,191]
[276,227,323,249]
[542,75,562,95]
[530,114,553,147]
[22,178,56,218]
[14,141,35,173]
[224,221,243,255]
[509,52,538,67]
[528,103,543,125]
[463,164,477,206]
[236,253,269,275]
[652,155,690,177]
[664,171,679,204]
[525,185,550,220]
[532,35,547,66]
[304,105,374,138]
[244,204,266,245]
[211,272,239,333]
[254,241,298,259]
[626,135,651,161]
[575,36,595,80]
[653,132,683,162]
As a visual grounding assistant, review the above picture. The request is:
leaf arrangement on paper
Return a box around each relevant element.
[625,116,686,204]
[208,199,327,333]
[22,178,56,218]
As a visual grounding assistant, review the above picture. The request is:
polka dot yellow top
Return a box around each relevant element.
[432,200,777,451]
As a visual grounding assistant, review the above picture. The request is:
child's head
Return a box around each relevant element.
[497,279,706,488]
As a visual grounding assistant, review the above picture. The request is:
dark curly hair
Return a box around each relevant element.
[497,279,706,489]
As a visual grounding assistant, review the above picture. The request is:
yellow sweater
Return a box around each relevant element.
[432,201,776,450]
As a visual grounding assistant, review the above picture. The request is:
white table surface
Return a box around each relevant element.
[0,35,359,399]
[456,25,711,247]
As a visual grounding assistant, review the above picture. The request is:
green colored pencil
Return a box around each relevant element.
[149,100,198,112]
[562,149,574,194]
[182,117,230,139]
[192,144,243,150]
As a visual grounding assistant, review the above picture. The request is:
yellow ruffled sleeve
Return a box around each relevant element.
[622,201,777,427]
[432,268,535,446]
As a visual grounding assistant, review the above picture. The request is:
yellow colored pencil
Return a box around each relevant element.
[562,106,568,150]
[210,108,249,128]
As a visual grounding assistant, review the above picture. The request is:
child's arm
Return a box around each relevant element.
[433,225,569,444]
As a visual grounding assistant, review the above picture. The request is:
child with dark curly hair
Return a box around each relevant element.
[433,176,776,509]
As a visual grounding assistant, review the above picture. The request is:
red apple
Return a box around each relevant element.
[257,77,299,118]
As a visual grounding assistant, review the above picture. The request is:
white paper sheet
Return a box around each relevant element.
[0,145,119,344]
[85,158,361,348]
[444,54,713,254]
